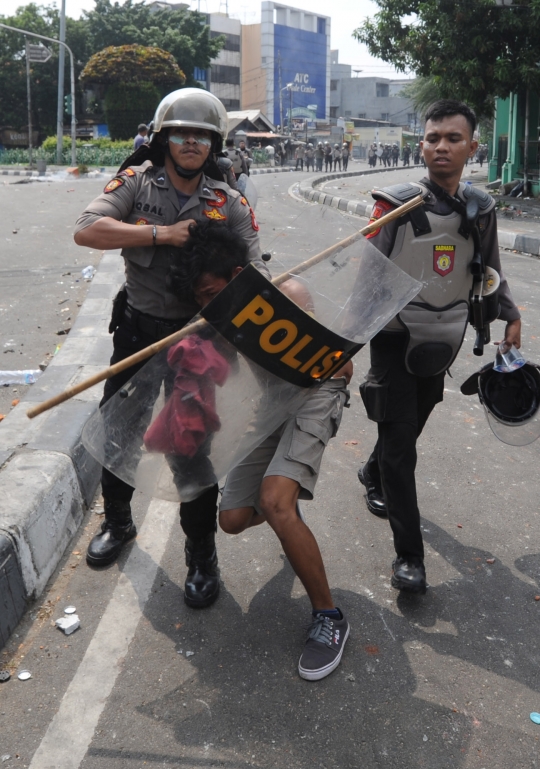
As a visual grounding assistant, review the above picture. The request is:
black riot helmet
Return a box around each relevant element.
[461,362,540,446]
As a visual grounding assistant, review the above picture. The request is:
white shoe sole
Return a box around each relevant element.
[298,623,350,681]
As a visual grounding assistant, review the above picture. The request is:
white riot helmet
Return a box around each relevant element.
[149,88,228,153]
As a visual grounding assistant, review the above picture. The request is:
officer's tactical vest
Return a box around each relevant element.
[224,148,244,174]
[373,181,496,377]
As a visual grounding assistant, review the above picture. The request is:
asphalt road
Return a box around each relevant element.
[0,175,104,417]
[2,169,540,768]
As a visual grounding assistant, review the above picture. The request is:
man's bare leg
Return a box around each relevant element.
[220,476,334,610]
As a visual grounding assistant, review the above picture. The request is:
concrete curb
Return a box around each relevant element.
[0,169,105,179]
[0,254,124,646]
[295,168,540,257]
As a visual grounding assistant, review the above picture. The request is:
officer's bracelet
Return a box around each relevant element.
[152,224,157,246]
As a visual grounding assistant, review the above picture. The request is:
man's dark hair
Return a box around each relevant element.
[137,123,148,133]
[424,99,477,137]
[225,138,235,147]
[167,220,249,302]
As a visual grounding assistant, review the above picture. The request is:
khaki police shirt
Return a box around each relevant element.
[367,179,520,324]
[74,160,268,320]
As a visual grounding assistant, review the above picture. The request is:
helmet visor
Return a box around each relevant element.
[484,404,540,446]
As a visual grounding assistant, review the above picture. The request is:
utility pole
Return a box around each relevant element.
[25,39,33,168]
[56,0,66,165]
[523,88,530,195]
[289,85,293,135]
[278,50,283,132]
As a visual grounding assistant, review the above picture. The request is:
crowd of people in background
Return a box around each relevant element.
[133,123,490,175]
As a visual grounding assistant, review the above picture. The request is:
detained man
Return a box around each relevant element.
[167,220,352,681]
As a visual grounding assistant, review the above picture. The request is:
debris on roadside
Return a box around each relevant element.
[530,712,540,725]
[17,670,32,681]
[0,670,11,683]
[55,614,80,635]
[185,651,195,658]
[0,370,42,386]
[64,605,77,614]
[81,266,95,281]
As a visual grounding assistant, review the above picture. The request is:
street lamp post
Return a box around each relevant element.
[25,39,33,167]
[56,0,66,165]
[0,22,77,167]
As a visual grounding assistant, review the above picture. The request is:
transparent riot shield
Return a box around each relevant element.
[83,216,421,503]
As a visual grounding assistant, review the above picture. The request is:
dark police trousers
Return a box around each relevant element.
[101,308,219,540]
[360,332,445,560]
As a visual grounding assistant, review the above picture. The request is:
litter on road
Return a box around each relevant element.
[0,370,42,386]
[55,614,80,635]
[17,670,32,681]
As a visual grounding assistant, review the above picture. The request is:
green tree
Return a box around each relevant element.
[0,3,88,136]
[82,0,224,88]
[400,77,443,116]
[353,0,540,119]
[81,44,185,139]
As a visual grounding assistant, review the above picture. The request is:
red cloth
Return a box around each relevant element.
[144,335,230,457]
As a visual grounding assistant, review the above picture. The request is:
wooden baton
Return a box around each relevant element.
[26,194,424,419]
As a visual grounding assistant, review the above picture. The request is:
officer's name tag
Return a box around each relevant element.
[201,264,361,388]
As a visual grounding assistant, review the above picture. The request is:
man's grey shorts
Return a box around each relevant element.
[220,378,349,513]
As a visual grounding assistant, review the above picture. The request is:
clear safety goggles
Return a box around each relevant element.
[169,132,212,147]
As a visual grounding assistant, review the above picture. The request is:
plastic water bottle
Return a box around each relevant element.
[81,265,95,280]
[0,370,42,386]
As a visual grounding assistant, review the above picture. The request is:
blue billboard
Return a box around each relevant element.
[273,24,327,127]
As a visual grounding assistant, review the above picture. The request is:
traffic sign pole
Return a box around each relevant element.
[0,22,77,167]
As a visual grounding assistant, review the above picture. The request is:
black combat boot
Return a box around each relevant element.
[184,532,219,609]
[86,499,137,567]
[357,464,387,518]
[391,557,427,595]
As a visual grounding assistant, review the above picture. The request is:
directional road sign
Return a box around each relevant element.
[27,44,52,63]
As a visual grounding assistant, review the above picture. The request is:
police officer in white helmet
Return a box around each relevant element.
[74,88,268,608]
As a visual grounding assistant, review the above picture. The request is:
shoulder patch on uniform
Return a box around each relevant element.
[119,168,136,178]
[250,207,259,231]
[366,199,393,239]
[104,177,124,193]
[240,196,248,206]
[203,209,227,221]
[207,190,227,208]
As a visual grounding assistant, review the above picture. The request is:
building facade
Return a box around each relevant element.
[330,51,417,130]
[489,92,540,195]
[194,13,242,111]
[241,2,331,129]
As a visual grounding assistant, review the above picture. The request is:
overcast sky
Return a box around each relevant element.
[2,0,405,77]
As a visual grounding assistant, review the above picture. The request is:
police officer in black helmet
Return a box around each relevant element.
[357,100,521,594]
[74,88,268,608]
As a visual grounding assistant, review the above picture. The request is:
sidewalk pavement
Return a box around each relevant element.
[296,165,540,257]
[0,164,295,180]
[0,253,124,647]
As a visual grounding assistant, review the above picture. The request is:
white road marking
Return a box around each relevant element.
[28,499,178,769]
